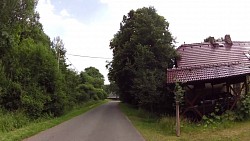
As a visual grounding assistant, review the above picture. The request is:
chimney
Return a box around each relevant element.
[225,34,233,46]
[209,37,219,47]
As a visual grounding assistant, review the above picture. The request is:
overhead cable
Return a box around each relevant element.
[66,53,112,60]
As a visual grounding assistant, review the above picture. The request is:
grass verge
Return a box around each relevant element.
[0,100,108,141]
[119,102,250,141]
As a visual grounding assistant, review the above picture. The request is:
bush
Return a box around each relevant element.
[75,91,89,103]
[0,81,22,111]
[92,94,99,101]
[0,109,30,132]
[235,94,250,120]
[76,84,92,103]
[94,88,107,100]
[21,85,49,118]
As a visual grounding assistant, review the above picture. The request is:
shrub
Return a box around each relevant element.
[94,88,107,100]
[76,84,92,103]
[0,81,22,111]
[235,94,250,120]
[21,85,49,118]
[92,94,99,101]
[0,109,30,132]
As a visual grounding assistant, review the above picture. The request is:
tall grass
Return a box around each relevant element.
[119,102,247,141]
[0,100,107,133]
[0,100,108,141]
[0,109,30,132]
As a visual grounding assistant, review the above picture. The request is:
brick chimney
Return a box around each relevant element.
[209,37,219,47]
[225,34,233,46]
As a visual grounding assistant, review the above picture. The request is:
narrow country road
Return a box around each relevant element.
[24,101,145,141]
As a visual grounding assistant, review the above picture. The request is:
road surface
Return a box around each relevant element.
[24,101,145,141]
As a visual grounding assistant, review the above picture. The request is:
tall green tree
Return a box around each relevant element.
[108,7,176,113]
[0,0,108,119]
[78,67,107,101]
[0,0,39,56]
[80,67,105,89]
[0,0,68,117]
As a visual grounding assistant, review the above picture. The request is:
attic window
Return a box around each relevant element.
[245,53,250,59]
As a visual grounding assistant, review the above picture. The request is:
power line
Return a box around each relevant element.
[66,58,79,72]
[66,53,112,60]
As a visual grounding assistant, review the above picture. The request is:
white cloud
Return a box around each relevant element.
[36,0,113,84]
[37,0,250,84]
[100,0,250,45]
[60,9,70,17]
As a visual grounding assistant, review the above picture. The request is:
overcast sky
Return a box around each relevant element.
[36,0,250,84]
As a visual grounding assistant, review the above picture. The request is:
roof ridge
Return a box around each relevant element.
[177,41,250,50]
[168,61,241,71]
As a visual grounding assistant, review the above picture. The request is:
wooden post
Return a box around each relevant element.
[245,75,248,95]
[176,101,180,137]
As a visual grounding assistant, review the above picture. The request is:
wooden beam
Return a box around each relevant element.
[185,85,193,91]
[230,83,245,110]
[226,83,230,109]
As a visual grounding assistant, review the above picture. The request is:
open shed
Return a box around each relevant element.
[167,35,250,119]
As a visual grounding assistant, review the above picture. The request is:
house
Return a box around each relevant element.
[167,35,250,119]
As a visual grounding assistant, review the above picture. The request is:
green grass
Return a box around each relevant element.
[0,110,30,133]
[0,100,108,141]
[119,103,250,141]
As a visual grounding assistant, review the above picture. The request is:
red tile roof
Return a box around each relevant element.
[167,41,250,83]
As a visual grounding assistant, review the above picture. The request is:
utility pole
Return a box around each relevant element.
[176,101,180,137]
[54,36,63,71]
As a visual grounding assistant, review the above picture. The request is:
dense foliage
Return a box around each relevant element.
[0,0,106,119]
[77,67,108,101]
[108,7,177,114]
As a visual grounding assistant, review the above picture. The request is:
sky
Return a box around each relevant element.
[36,0,250,84]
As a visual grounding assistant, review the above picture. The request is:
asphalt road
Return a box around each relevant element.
[24,101,145,141]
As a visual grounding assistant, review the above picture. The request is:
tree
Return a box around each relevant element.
[0,0,38,58]
[0,0,70,117]
[78,67,107,101]
[80,67,105,89]
[52,36,67,70]
[0,0,108,120]
[107,7,177,113]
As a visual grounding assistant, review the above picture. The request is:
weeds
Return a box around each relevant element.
[0,110,30,132]
[0,100,108,141]
[119,102,250,141]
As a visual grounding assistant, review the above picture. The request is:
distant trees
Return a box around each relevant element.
[107,7,177,113]
[77,67,107,101]
[0,0,106,118]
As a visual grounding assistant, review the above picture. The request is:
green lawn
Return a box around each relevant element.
[0,100,108,141]
[119,103,250,141]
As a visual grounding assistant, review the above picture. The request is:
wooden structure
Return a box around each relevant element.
[167,35,250,119]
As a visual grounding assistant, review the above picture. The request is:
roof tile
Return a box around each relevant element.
[167,41,250,83]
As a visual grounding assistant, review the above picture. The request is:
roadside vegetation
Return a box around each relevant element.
[0,1,108,140]
[120,103,250,141]
[0,100,108,141]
